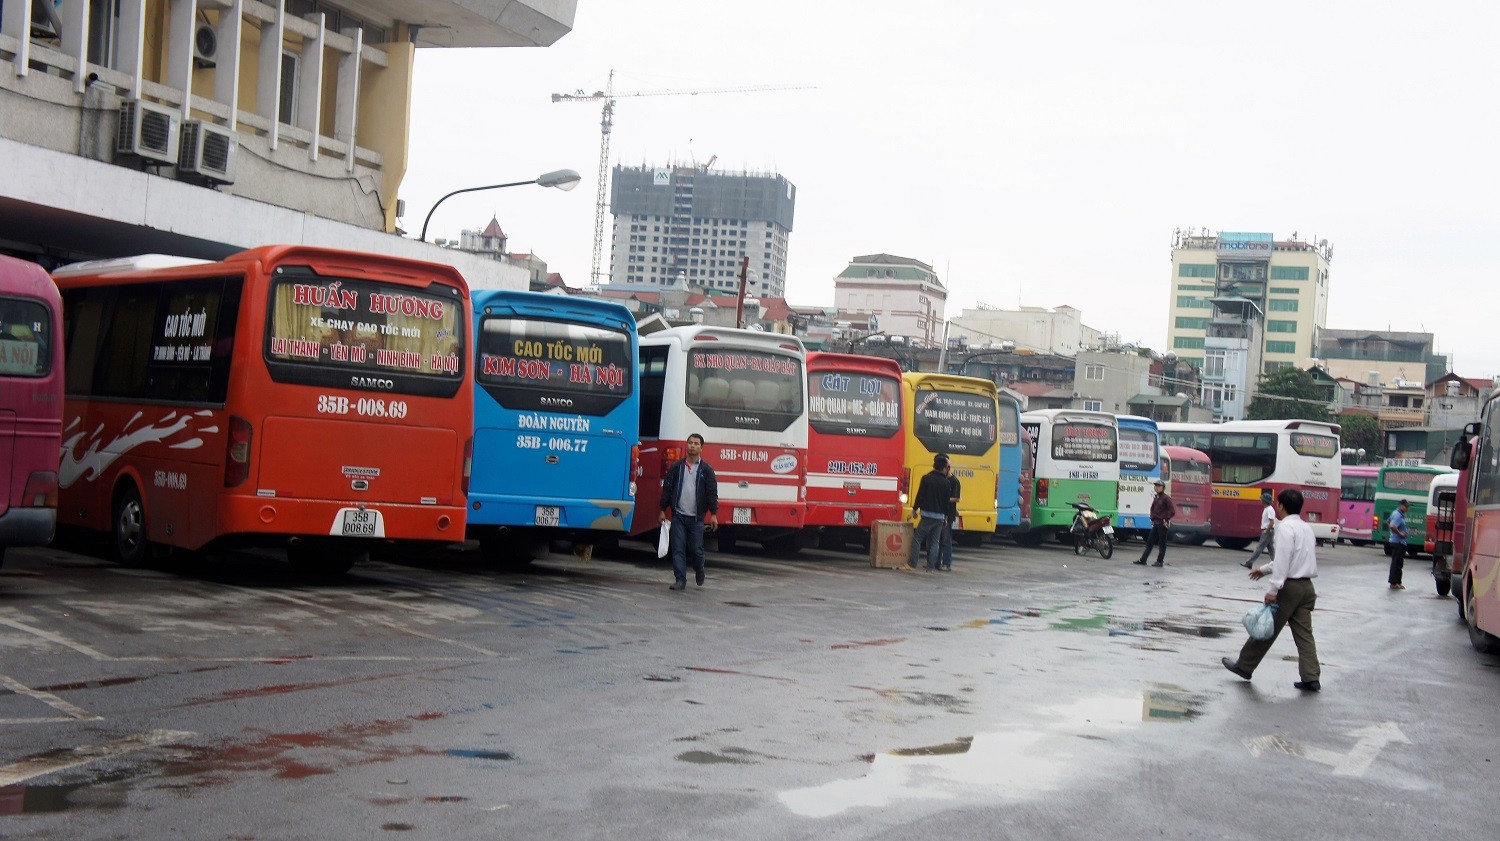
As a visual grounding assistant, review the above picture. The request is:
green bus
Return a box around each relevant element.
[1015,409,1120,545]
[1373,462,1454,554]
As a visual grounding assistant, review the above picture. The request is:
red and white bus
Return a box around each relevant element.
[1159,419,1340,548]
[634,326,807,553]
[0,255,64,568]
[1162,444,1212,545]
[1450,396,1500,652]
[52,246,472,575]
[804,352,904,549]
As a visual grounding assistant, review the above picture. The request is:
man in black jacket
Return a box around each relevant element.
[909,454,951,570]
[659,433,720,591]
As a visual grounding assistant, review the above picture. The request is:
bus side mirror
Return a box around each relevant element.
[1451,440,1470,471]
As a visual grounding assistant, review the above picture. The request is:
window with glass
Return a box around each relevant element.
[1342,472,1376,502]
[808,372,900,438]
[1049,422,1117,463]
[1265,341,1297,354]
[1176,317,1209,330]
[685,348,803,432]
[476,317,632,415]
[1118,426,1159,472]
[1174,337,1205,349]
[1270,266,1310,280]
[911,389,997,456]
[1084,364,1104,380]
[1178,264,1216,278]
[1202,350,1226,378]
[1267,320,1298,333]
[1268,299,1299,312]
[0,296,54,378]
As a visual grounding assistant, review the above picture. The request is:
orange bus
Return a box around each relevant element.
[804,352,905,549]
[52,246,472,575]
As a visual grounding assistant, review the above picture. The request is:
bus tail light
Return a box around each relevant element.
[900,468,910,505]
[225,415,253,487]
[461,437,473,496]
[629,444,640,497]
[23,471,58,508]
[664,445,682,471]
[1037,478,1050,508]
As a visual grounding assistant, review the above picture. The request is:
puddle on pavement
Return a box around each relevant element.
[676,747,756,765]
[0,772,132,815]
[780,687,1205,817]
[446,749,513,761]
[830,638,904,649]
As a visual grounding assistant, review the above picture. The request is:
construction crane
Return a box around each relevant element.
[551,70,814,287]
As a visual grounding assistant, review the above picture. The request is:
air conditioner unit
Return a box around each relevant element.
[194,23,218,68]
[178,120,236,185]
[117,100,181,165]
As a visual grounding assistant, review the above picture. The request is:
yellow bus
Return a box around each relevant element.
[901,372,1000,546]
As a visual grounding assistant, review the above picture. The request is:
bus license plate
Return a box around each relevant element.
[843,510,859,526]
[733,508,752,525]
[535,506,560,528]
[337,508,383,537]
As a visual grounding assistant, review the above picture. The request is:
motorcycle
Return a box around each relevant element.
[1069,501,1115,559]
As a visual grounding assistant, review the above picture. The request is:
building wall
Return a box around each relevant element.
[1167,231,1331,374]
[608,165,794,296]
[1074,350,1153,414]
[948,306,1098,356]
[833,255,945,347]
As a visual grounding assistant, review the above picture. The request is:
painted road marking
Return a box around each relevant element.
[0,616,111,660]
[0,674,103,724]
[0,729,195,787]
[1246,722,1409,776]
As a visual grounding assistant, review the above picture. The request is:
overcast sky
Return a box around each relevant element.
[403,1,1500,378]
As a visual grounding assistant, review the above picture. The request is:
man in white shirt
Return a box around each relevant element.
[1241,490,1277,569]
[1221,488,1322,692]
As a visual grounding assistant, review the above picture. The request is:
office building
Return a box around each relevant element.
[1166,230,1331,374]
[607,164,795,297]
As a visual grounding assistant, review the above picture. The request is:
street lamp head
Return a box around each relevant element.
[537,169,583,191]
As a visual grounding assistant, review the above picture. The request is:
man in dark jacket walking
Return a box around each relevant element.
[909,454,951,570]
[1134,479,1177,567]
[660,433,720,591]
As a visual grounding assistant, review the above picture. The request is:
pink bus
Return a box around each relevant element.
[1339,464,1378,546]
[0,255,64,568]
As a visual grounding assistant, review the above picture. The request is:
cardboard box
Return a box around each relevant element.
[870,520,914,568]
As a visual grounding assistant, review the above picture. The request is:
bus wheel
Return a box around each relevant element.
[1214,537,1252,551]
[762,534,801,556]
[288,539,365,577]
[1457,576,1469,623]
[113,485,154,567]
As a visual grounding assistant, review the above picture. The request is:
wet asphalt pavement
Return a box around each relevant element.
[1,532,1496,840]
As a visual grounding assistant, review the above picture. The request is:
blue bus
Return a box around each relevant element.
[1114,414,1162,539]
[995,394,1025,536]
[467,290,639,561]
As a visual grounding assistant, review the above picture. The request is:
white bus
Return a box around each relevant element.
[1158,419,1341,548]
[634,326,808,553]
[1015,409,1120,545]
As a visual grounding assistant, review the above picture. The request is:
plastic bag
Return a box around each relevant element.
[1243,603,1278,641]
[657,521,671,558]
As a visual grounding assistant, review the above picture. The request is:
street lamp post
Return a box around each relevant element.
[418,168,581,242]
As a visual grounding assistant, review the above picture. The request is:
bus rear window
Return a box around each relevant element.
[265,272,464,397]
[1119,427,1158,471]
[1050,422,1117,462]
[1290,433,1339,459]
[1383,470,1442,493]
[1173,459,1212,484]
[686,348,803,432]
[0,296,53,377]
[477,317,631,415]
[808,372,900,437]
[913,390,996,456]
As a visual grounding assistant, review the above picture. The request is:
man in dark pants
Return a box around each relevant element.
[1222,488,1322,692]
[659,433,720,591]
[937,460,961,571]
[1387,499,1410,590]
[909,454,951,570]
[1134,479,1176,567]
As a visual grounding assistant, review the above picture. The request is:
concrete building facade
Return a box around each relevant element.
[833,254,946,348]
[1167,230,1331,374]
[948,304,1101,357]
[0,1,571,287]
[607,164,795,297]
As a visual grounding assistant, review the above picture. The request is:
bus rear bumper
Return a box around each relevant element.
[0,508,57,547]
[220,497,466,544]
